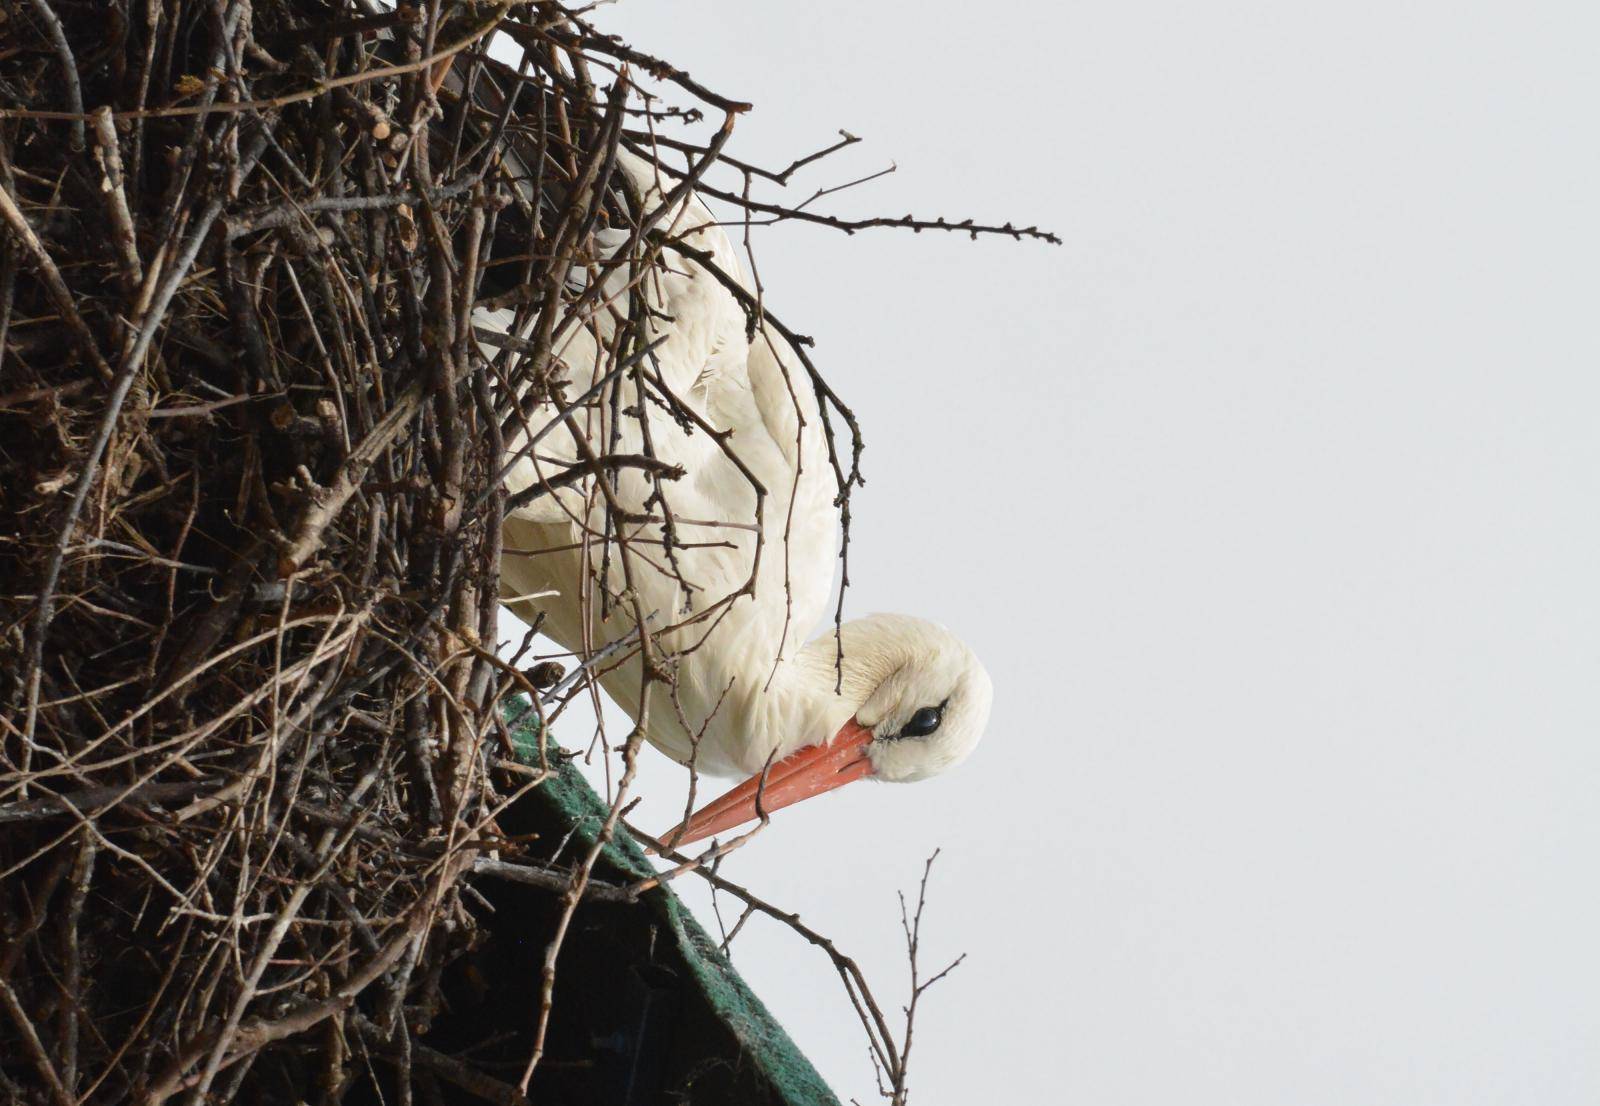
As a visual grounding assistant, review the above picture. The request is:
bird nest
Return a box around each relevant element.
[0,3,1054,1103]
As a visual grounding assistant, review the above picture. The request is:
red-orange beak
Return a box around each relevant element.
[657,720,876,849]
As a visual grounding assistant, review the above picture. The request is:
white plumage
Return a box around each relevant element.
[484,153,992,843]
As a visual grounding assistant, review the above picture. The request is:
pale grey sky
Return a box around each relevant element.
[505,3,1600,1102]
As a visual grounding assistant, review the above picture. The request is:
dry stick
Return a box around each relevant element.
[425,610,655,732]
[260,5,422,49]
[0,780,213,826]
[6,609,353,798]
[0,978,74,1106]
[267,833,381,954]
[633,827,905,1086]
[484,71,741,445]
[620,126,861,186]
[57,830,96,1098]
[476,67,758,1081]
[718,901,758,956]
[349,1012,531,1106]
[24,121,269,666]
[163,766,389,1104]
[143,910,432,1104]
[659,169,1063,245]
[14,153,258,779]
[10,21,490,1106]
[0,619,367,891]
[22,0,86,149]
[566,94,633,617]
[72,915,193,1103]
[891,850,964,1106]
[542,22,752,115]
[516,717,650,1094]
[488,73,632,480]
[471,332,669,512]
[0,239,17,366]
[91,107,144,288]
[0,0,517,123]
[184,875,328,1100]
[476,332,672,518]
[0,847,73,986]
[0,178,112,380]
[646,231,861,679]
[470,856,633,903]
[278,381,427,571]
[435,185,496,832]
[172,602,361,823]
[232,175,479,234]
[470,330,513,732]
[277,175,599,571]
[662,674,739,851]
[601,133,700,604]
[516,393,672,1092]
[416,190,475,782]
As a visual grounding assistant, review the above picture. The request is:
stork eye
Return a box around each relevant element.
[900,706,943,738]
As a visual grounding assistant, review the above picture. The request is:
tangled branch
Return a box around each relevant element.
[0,2,1043,1102]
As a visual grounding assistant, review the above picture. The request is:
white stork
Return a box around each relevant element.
[484,152,992,847]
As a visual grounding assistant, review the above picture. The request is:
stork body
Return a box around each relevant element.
[489,155,991,842]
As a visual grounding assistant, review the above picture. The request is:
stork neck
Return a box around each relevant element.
[763,620,909,751]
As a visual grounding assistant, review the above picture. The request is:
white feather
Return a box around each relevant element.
[485,155,992,782]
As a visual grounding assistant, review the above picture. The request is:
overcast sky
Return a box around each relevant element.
[502,4,1600,1103]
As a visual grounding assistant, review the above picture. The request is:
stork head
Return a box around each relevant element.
[841,613,994,781]
[657,614,993,849]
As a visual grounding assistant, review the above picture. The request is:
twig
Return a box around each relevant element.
[0,177,112,379]
[631,827,905,1085]
[91,107,144,287]
[0,978,74,1106]
[470,856,634,903]
[890,850,964,1105]
[22,0,85,149]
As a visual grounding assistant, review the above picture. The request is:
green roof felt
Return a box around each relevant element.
[505,701,843,1106]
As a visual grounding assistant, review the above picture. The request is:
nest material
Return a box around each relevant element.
[0,3,786,1101]
[0,2,1057,1101]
